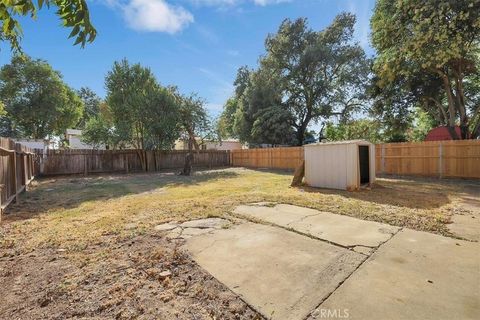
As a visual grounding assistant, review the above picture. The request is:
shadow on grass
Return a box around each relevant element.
[297,175,475,210]
[4,168,239,222]
[234,167,294,176]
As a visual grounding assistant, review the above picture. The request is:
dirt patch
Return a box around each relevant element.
[0,233,261,320]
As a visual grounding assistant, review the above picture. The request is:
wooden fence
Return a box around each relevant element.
[38,149,231,175]
[231,140,480,179]
[0,137,37,218]
[231,147,304,170]
[376,140,480,179]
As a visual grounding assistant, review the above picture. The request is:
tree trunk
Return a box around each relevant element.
[180,137,194,176]
[181,153,193,176]
[438,71,460,140]
[136,149,146,171]
[296,116,311,146]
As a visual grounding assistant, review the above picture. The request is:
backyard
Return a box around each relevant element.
[0,167,478,319]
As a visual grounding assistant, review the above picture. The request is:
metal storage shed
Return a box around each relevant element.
[304,140,375,191]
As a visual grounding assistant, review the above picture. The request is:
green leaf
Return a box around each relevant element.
[68,25,80,38]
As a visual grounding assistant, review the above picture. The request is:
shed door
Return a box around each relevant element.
[359,146,370,185]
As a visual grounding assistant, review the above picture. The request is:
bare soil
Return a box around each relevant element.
[0,233,261,320]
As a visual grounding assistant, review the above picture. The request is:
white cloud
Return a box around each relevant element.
[253,0,290,6]
[106,0,194,33]
[190,0,239,6]
[189,0,289,7]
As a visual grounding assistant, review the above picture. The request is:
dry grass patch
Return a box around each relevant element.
[0,167,475,319]
[0,167,472,253]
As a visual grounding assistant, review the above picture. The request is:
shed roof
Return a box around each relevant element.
[304,139,373,147]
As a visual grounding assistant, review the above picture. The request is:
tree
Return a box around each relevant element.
[105,59,180,168]
[409,107,438,142]
[261,14,370,145]
[217,97,238,139]
[76,87,101,129]
[0,55,83,139]
[234,68,294,145]
[0,0,96,51]
[368,76,415,142]
[325,119,384,143]
[251,105,296,146]
[82,115,115,149]
[168,88,213,175]
[371,0,480,139]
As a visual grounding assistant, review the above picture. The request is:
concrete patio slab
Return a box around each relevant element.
[316,229,480,320]
[234,204,399,248]
[448,186,480,241]
[185,222,365,320]
[154,218,230,239]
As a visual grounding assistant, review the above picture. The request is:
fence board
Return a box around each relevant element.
[375,140,480,179]
[232,141,480,179]
[231,147,304,170]
[0,137,37,218]
[37,149,231,176]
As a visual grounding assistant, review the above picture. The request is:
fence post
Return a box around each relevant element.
[125,153,129,174]
[12,152,17,203]
[145,150,148,172]
[21,153,26,187]
[381,144,386,174]
[84,154,88,176]
[438,142,444,178]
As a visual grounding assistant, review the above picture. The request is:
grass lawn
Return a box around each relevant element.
[0,167,475,319]
[1,167,473,252]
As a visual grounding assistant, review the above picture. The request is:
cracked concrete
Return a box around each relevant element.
[317,229,480,320]
[234,204,400,249]
[154,218,229,239]
[448,185,480,241]
[185,222,365,320]
[180,204,479,320]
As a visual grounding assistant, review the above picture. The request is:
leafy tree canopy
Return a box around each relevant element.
[261,13,370,144]
[76,87,102,129]
[325,119,384,144]
[0,55,83,139]
[170,87,213,151]
[371,0,480,139]
[104,59,180,153]
[219,13,370,146]
[0,0,96,51]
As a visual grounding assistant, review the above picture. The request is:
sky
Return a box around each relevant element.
[0,0,376,117]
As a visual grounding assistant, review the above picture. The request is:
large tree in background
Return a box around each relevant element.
[104,59,180,168]
[169,88,212,175]
[76,87,102,129]
[325,119,384,143]
[232,67,295,145]
[219,14,370,146]
[261,13,370,145]
[0,0,96,51]
[0,55,83,139]
[371,0,480,139]
[217,97,238,139]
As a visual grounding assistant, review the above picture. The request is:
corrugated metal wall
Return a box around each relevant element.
[304,141,375,190]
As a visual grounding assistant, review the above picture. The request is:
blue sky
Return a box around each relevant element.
[0,0,375,117]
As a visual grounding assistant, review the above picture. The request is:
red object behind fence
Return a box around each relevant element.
[425,126,462,141]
